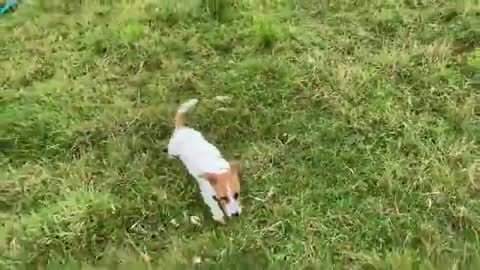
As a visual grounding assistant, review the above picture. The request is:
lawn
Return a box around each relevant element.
[0,0,479,269]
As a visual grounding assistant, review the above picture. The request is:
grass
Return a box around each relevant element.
[0,0,479,268]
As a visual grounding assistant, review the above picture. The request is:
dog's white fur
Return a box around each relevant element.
[167,99,238,223]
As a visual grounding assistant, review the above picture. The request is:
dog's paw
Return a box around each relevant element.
[213,216,226,225]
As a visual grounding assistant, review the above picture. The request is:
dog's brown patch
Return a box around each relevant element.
[203,161,241,213]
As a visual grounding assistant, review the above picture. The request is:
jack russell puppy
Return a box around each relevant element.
[167,99,241,224]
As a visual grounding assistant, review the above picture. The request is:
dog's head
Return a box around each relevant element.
[203,160,242,218]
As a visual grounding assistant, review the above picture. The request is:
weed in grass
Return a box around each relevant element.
[252,15,278,49]
[467,48,480,87]
[202,0,231,21]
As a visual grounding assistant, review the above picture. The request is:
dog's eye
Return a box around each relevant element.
[233,193,239,199]
[212,196,218,201]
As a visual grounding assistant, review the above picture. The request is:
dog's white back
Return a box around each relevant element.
[168,127,230,178]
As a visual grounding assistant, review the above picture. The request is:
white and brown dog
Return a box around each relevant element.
[168,99,241,224]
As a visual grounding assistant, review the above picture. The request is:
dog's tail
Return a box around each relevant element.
[175,98,199,128]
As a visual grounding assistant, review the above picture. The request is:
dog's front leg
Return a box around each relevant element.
[200,192,226,224]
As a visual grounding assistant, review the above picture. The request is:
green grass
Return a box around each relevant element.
[1,0,479,268]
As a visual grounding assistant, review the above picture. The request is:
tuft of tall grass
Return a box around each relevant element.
[252,15,277,49]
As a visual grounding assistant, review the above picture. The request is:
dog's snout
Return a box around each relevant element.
[231,212,240,217]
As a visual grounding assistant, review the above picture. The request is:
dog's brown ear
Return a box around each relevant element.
[229,160,241,174]
[203,172,217,185]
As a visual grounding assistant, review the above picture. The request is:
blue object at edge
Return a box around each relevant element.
[0,0,16,14]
